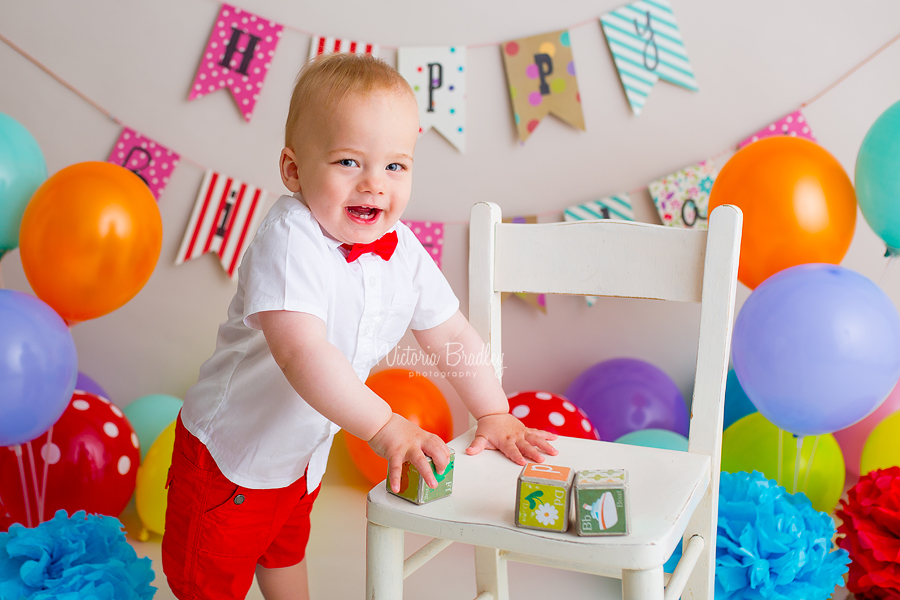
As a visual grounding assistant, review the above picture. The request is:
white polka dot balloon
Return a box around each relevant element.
[507,390,600,440]
[0,390,140,525]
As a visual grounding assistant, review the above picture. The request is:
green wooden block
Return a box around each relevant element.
[515,463,574,532]
[387,451,454,505]
[574,469,629,536]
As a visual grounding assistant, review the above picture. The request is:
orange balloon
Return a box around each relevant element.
[344,369,453,486]
[708,137,857,289]
[19,162,162,323]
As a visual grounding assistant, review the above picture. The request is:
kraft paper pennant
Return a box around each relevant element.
[188,4,284,122]
[402,220,445,269]
[564,194,634,306]
[501,30,584,143]
[501,216,547,312]
[176,170,268,279]
[648,160,717,230]
[398,46,467,152]
[106,126,180,201]
[308,35,379,61]
[600,0,698,116]
[738,110,817,149]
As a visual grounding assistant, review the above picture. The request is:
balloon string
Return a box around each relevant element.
[13,446,33,528]
[25,442,42,524]
[793,435,804,494]
[802,435,820,494]
[879,255,896,287]
[39,427,52,524]
[777,429,784,487]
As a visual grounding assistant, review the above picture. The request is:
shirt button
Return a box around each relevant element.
[234,494,245,505]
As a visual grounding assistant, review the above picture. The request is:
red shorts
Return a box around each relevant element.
[162,414,320,600]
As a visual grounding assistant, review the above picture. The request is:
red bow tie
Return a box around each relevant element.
[341,230,398,263]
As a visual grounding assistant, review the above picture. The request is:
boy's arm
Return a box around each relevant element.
[257,310,451,492]
[412,311,558,465]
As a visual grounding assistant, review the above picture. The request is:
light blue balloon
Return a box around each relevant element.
[733,264,900,436]
[0,113,47,255]
[123,393,183,460]
[723,369,756,431]
[856,99,900,254]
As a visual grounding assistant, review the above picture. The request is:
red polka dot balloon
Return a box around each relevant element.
[0,391,139,528]
[508,390,600,440]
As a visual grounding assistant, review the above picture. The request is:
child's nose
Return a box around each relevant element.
[358,170,386,194]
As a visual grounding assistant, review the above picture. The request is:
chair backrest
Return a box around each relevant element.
[467,201,742,464]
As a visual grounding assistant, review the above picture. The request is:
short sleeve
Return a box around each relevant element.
[401,226,459,331]
[242,213,331,330]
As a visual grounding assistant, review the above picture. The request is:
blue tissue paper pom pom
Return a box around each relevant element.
[0,509,155,600]
[715,471,849,600]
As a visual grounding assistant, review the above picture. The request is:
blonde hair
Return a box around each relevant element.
[284,53,414,148]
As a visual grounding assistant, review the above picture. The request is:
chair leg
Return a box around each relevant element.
[367,522,404,599]
[474,546,509,600]
[683,483,717,599]
[622,566,664,600]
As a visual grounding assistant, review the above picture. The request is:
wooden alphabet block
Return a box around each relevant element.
[515,463,574,532]
[387,451,455,505]
[574,469,629,536]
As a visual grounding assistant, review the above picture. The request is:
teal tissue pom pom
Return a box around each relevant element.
[0,509,155,600]
[715,470,849,599]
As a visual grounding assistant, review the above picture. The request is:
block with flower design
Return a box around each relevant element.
[574,469,629,536]
[515,463,574,532]
[387,451,455,505]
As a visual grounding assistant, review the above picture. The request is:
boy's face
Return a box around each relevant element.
[281,88,419,245]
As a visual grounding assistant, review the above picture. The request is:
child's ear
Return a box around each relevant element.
[279,147,301,193]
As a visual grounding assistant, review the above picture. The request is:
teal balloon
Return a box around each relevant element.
[856,99,900,253]
[123,394,183,460]
[723,369,756,431]
[613,427,687,571]
[0,113,47,254]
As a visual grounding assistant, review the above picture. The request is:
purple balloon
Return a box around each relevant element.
[565,358,689,441]
[76,371,108,401]
[732,264,900,436]
[0,290,77,446]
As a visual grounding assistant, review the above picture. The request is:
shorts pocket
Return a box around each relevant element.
[377,291,419,346]
[199,486,271,557]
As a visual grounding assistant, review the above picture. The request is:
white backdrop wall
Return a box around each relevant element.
[2,0,900,437]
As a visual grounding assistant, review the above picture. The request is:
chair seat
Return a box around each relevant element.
[367,428,711,572]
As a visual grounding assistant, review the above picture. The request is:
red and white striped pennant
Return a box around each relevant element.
[308,35,379,62]
[175,170,267,279]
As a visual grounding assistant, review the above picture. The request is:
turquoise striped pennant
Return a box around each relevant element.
[600,0,698,116]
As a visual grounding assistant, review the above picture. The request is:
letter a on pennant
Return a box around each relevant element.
[188,4,284,122]
[176,170,268,279]
[501,30,584,143]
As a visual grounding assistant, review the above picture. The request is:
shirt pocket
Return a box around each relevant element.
[377,290,420,347]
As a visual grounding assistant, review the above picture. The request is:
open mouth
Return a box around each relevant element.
[346,206,382,223]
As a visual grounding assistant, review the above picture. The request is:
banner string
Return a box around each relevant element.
[1,23,899,224]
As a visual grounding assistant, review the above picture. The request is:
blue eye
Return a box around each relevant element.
[339,159,358,167]
[386,163,404,172]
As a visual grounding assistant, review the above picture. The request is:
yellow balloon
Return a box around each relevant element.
[861,410,900,475]
[135,420,176,536]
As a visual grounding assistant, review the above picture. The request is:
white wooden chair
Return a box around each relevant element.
[366,202,742,600]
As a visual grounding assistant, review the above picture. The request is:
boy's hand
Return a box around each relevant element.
[368,413,451,493]
[466,413,558,465]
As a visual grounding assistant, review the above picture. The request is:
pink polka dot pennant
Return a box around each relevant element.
[188,3,284,122]
[402,220,444,269]
[106,126,180,201]
[738,110,817,149]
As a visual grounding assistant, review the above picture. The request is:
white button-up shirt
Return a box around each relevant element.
[181,195,459,492]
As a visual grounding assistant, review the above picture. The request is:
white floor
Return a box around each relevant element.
[125,435,850,600]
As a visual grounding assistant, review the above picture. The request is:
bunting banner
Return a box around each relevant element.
[188,4,284,122]
[600,0,698,116]
[309,35,379,61]
[564,195,634,306]
[738,109,817,149]
[501,30,584,143]
[398,46,467,152]
[106,126,180,201]
[402,220,445,269]
[648,160,717,230]
[176,170,268,279]
[501,215,547,312]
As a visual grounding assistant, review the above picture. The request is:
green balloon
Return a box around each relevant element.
[856,99,900,254]
[123,394,184,460]
[722,412,845,513]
